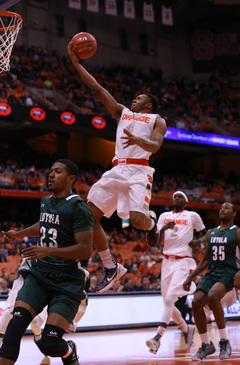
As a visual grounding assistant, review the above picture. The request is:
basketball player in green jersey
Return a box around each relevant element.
[0,159,94,365]
[183,202,240,361]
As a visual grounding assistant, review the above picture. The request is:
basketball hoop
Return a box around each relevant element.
[0,10,22,72]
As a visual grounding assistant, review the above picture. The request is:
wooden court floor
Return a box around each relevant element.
[15,321,240,365]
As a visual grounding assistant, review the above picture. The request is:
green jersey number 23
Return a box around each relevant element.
[40,226,58,247]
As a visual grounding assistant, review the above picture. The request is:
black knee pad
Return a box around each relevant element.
[39,324,68,357]
[0,307,32,361]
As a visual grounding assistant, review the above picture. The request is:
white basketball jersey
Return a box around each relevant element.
[157,210,205,257]
[114,107,157,161]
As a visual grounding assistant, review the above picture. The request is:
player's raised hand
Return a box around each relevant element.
[183,276,192,291]
[165,221,175,230]
[67,41,79,65]
[188,238,202,248]
[21,244,50,260]
[2,230,19,242]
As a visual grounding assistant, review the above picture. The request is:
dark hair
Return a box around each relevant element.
[55,159,79,180]
[144,93,159,113]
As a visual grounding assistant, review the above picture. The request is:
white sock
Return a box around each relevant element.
[98,249,116,269]
[199,332,210,344]
[157,326,166,337]
[218,328,227,340]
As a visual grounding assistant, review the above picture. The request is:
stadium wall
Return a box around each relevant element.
[13,0,192,77]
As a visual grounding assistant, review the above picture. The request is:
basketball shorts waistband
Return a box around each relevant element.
[35,259,80,271]
[164,254,191,260]
[113,158,149,166]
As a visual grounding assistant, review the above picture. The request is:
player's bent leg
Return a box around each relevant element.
[172,306,195,349]
[88,202,127,293]
[39,324,80,364]
[146,294,177,354]
[0,275,25,347]
[31,306,48,342]
[0,311,12,347]
[66,298,87,333]
[87,202,107,251]
[37,325,66,357]
[0,307,33,362]
[145,211,160,247]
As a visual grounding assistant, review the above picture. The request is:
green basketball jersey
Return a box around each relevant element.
[37,193,94,266]
[208,225,239,271]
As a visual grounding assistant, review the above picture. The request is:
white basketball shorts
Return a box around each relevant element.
[87,164,154,219]
[161,257,197,300]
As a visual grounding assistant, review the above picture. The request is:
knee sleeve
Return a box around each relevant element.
[0,307,32,361]
[39,324,68,357]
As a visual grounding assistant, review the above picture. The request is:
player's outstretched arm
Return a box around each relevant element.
[67,41,124,121]
[188,228,207,248]
[2,222,40,241]
[183,234,210,291]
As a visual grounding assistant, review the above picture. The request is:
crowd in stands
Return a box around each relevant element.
[0,46,239,136]
[0,221,205,296]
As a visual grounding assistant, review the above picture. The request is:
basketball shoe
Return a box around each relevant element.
[146,337,160,354]
[62,340,79,365]
[192,341,216,360]
[96,263,127,294]
[146,211,160,247]
[183,324,195,349]
[219,339,232,359]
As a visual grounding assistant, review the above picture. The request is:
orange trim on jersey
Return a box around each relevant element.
[113,158,149,166]
[145,196,150,204]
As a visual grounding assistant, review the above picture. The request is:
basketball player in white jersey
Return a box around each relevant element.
[68,42,167,293]
[146,191,207,354]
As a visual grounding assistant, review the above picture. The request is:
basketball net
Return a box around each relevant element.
[0,10,22,72]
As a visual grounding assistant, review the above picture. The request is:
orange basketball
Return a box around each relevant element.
[71,32,97,59]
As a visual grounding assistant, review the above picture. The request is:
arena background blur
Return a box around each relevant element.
[0,0,240,296]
